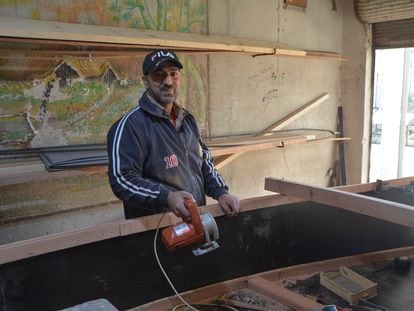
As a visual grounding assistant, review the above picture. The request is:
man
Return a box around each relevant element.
[107,49,240,221]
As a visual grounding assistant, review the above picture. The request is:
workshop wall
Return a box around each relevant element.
[0,0,368,243]
[0,0,210,243]
[207,0,366,198]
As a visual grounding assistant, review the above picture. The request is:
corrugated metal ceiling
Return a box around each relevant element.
[373,18,414,48]
[355,0,414,24]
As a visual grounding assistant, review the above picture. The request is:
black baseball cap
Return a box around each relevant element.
[142,50,183,75]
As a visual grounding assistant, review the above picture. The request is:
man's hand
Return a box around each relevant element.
[218,193,240,217]
[167,191,195,221]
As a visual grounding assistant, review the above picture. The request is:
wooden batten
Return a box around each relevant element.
[260,93,329,136]
[248,277,324,311]
[0,16,344,60]
[265,177,414,228]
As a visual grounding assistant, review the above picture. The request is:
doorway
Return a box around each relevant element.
[370,48,414,181]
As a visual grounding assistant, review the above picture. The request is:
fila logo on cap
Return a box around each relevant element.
[151,51,176,61]
[143,49,183,75]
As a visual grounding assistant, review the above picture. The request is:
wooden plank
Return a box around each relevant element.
[0,17,271,54]
[337,176,414,193]
[285,0,308,9]
[120,194,305,236]
[305,51,348,61]
[0,16,343,60]
[247,277,324,311]
[0,164,106,186]
[0,223,120,265]
[265,177,414,228]
[214,93,329,169]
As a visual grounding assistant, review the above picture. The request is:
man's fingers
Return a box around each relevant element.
[220,203,232,215]
[177,204,191,221]
[181,191,195,202]
[167,191,194,221]
[218,193,241,217]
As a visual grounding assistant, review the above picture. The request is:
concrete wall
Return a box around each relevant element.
[0,0,369,243]
[340,0,371,185]
[207,0,360,199]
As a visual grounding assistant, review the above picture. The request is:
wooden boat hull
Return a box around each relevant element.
[1,180,414,310]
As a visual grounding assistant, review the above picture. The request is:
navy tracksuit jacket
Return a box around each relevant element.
[107,92,228,218]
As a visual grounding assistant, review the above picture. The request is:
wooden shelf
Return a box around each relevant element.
[0,16,346,61]
[0,157,107,186]
[0,133,345,187]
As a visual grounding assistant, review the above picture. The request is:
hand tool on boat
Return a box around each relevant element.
[358,299,389,311]
[162,199,219,255]
[215,295,277,311]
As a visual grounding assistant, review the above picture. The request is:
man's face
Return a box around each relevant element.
[143,62,181,106]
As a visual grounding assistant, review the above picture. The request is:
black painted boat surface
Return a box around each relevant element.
[1,186,414,310]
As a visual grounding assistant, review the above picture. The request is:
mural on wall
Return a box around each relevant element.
[0,0,208,150]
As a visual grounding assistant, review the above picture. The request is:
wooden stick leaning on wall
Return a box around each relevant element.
[214,93,330,169]
[264,177,414,228]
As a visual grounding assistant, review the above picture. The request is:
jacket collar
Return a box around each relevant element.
[139,91,189,120]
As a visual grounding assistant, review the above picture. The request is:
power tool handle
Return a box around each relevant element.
[184,199,203,234]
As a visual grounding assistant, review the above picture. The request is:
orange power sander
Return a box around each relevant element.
[161,199,219,256]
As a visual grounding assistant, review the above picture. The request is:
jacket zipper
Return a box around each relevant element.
[169,119,199,200]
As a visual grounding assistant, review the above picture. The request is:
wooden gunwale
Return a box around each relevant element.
[0,177,413,265]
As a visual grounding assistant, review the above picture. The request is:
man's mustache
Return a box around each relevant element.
[160,85,174,91]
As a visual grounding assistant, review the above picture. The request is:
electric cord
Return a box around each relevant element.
[272,128,336,141]
[154,211,199,311]
[206,128,335,140]
[153,212,238,311]
[172,304,238,311]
